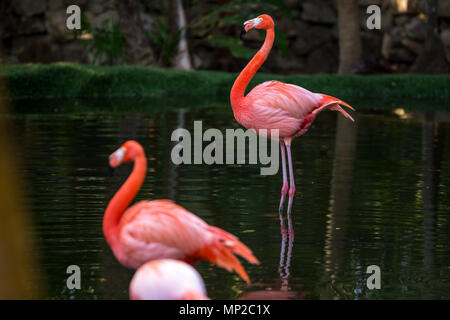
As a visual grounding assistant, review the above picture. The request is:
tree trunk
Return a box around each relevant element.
[114,0,155,65]
[337,0,363,74]
[169,0,193,70]
[411,0,450,73]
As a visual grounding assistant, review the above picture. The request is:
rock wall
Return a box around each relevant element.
[1,0,120,64]
[1,0,449,74]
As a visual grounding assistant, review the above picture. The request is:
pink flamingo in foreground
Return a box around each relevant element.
[104,140,259,283]
[231,14,355,214]
[130,259,209,300]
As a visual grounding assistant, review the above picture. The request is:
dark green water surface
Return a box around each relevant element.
[5,98,450,299]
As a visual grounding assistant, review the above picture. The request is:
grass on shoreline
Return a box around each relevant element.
[1,62,449,110]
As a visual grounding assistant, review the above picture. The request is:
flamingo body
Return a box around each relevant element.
[231,15,355,212]
[235,80,354,139]
[116,199,212,269]
[104,141,258,284]
[130,259,209,300]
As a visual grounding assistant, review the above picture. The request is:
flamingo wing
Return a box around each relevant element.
[247,81,322,119]
[118,199,259,283]
[242,81,355,137]
[118,199,212,268]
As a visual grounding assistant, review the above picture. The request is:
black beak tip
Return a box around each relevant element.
[108,163,115,177]
[240,25,246,40]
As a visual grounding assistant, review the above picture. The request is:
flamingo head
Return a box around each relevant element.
[240,14,274,39]
[109,140,144,168]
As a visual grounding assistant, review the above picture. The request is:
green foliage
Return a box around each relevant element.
[205,35,254,60]
[84,19,126,65]
[188,0,291,59]
[70,13,90,40]
[189,0,285,32]
[275,29,289,56]
[147,17,181,66]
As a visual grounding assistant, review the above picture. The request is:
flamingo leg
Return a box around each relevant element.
[280,203,294,291]
[284,208,294,283]
[279,140,288,212]
[278,206,287,278]
[285,140,296,218]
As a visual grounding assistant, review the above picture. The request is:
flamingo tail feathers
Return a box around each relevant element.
[317,94,355,122]
[208,226,259,264]
[198,226,259,284]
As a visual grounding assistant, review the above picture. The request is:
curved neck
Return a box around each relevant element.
[103,155,147,248]
[230,28,275,110]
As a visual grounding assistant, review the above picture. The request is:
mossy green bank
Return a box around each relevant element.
[2,63,449,111]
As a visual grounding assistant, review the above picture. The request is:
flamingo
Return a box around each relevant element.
[104,140,259,284]
[231,14,355,213]
[237,209,309,300]
[129,259,209,300]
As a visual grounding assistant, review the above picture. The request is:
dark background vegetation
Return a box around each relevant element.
[1,0,450,75]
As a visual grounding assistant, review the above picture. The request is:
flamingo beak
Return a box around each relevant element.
[240,18,263,39]
[240,24,247,40]
[108,163,115,177]
[109,147,126,168]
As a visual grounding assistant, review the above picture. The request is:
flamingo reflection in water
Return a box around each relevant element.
[238,208,307,300]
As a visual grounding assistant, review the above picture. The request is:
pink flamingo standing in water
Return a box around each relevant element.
[104,140,259,283]
[130,259,209,300]
[231,14,355,213]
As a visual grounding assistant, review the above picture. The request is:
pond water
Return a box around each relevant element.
[5,98,450,299]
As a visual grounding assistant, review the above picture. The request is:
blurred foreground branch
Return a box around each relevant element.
[0,69,40,299]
